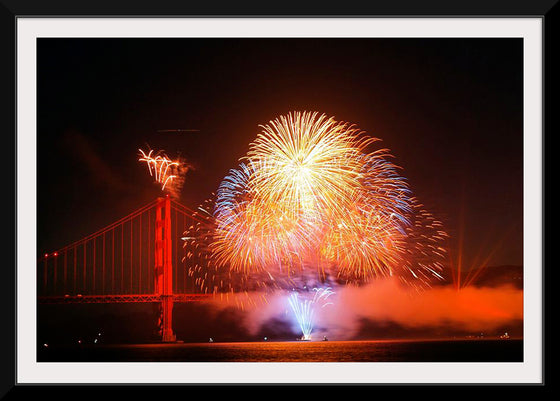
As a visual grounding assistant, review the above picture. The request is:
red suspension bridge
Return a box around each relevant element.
[38,196,212,342]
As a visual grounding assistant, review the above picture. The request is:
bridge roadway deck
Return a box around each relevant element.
[37,293,212,304]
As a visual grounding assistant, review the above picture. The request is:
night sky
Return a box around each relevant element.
[37,38,523,273]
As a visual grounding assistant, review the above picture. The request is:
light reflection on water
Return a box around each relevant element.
[39,339,523,362]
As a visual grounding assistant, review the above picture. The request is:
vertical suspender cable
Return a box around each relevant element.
[102,232,105,295]
[112,230,114,294]
[139,213,142,294]
[174,208,177,293]
[73,246,77,294]
[53,256,57,294]
[148,208,151,294]
[43,257,47,295]
[63,252,67,295]
[130,218,133,293]
[121,224,124,293]
[93,238,96,293]
[83,242,86,293]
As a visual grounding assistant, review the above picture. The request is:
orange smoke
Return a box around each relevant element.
[234,277,523,339]
[323,278,523,335]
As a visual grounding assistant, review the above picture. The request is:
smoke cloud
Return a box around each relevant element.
[219,278,523,340]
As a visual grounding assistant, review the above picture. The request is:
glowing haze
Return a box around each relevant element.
[237,278,523,340]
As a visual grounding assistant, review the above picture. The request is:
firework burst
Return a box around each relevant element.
[185,111,447,299]
[288,287,335,340]
[246,112,376,223]
[138,148,191,198]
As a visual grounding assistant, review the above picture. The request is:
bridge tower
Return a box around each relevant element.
[154,196,176,342]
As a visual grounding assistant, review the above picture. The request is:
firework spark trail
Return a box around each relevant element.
[246,112,373,223]
[184,111,448,301]
[183,196,285,302]
[245,112,413,278]
[288,287,335,340]
[211,111,446,285]
[211,162,321,276]
[396,201,448,291]
[138,149,179,188]
[138,148,190,198]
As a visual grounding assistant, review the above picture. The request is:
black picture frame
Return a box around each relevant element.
[2,0,554,394]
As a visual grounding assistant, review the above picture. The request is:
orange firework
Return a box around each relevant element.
[246,112,375,223]
[138,148,190,198]
[211,163,318,275]
[320,206,405,281]
[192,111,447,292]
[397,201,448,290]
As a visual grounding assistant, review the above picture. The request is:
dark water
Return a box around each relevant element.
[38,339,522,362]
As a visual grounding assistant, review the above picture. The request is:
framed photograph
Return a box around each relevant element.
[3,0,553,391]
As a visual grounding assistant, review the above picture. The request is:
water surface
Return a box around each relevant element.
[38,339,523,362]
